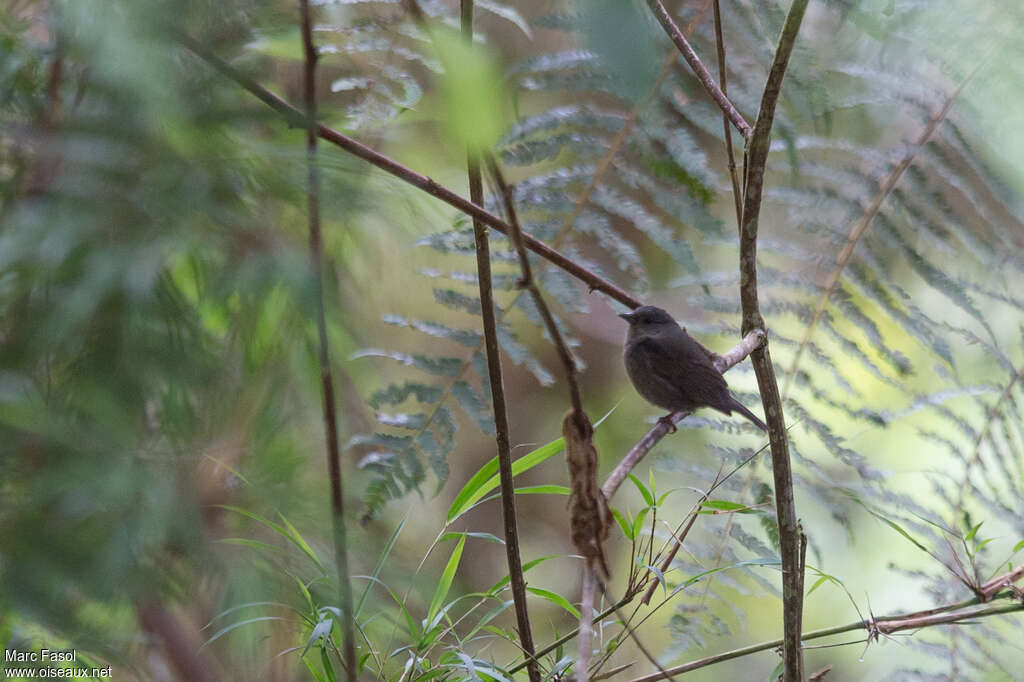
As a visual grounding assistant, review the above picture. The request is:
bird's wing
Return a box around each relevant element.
[633,333,730,407]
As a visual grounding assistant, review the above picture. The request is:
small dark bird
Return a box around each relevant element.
[620,306,767,431]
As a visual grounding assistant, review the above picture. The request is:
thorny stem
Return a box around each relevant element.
[460,4,541,681]
[175,31,643,311]
[299,2,357,678]
[737,1,810,680]
[645,0,752,140]
[628,590,1024,681]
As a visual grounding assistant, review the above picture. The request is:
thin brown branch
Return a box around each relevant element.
[737,1,810,679]
[981,564,1024,601]
[578,570,598,682]
[629,595,1024,681]
[299,2,357,678]
[601,328,765,500]
[712,0,743,227]
[783,49,996,396]
[174,31,642,311]
[488,155,611,681]
[645,0,752,140]
[486,156,585,417]
[458,5,540,680]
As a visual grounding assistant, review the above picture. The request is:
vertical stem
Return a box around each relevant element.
[713,0,742,228]
[299,2,357,679]
[578,571,597,682]
[737,1,811,680]
[460,4,541,681]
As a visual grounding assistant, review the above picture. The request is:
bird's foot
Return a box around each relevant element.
[658,414,678,434]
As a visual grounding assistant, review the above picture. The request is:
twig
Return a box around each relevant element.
[452,5,540,681]
[601,328,765,500]
[628,595,1024,681]
[298,2,357,678]
[174,31,642,311]
[712,0,743,227]
[645,0,752,140]
[736,1,810,679]
[488,155,607,682]
[981,564,1024,601]
[486,157,584,417]
[578,570,598,682]
[507,594,634,675]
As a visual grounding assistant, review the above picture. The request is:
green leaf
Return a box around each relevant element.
[446,405,616,522]
[427,535,466,624]
[446,437,564,522]
[631,507,651,540]
[321,646,337,682]
[864,508,931,554]
[440,531,505,545]
[277,512,326,575]
[526,587,581,620]
[352,575,418,639]
[520,484,571,496]
[302,655,327,682]
[628,473,655,507]
[201,616,284,649]
[672,558,782,595]
[301,617,333,657]
[699,500,765,515]
[356,518,404,618]
[610,507,632,540]
[217,506,325,574]
[487,555,559,596]
[807,575,829,595]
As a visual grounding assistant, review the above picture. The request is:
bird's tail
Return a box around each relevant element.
[728,396,768,431]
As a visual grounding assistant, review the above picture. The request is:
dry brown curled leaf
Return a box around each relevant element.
[563,409,612,580]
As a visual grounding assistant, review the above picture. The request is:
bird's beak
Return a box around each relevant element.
[618,311,636,323]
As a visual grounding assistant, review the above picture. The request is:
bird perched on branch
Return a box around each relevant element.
[620,305,767,431]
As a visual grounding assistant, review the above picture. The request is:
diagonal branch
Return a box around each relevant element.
[736,1,810,680]
[645,0,752,140]
[486,158,584,416]
[298,2,358,679]
[174,31,642,311]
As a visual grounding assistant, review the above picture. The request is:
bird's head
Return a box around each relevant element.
[618,305,679,334]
